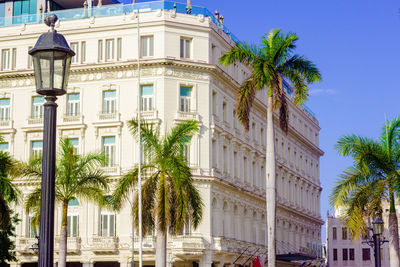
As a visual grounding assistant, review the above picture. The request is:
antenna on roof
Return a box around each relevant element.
[186,0,192,14]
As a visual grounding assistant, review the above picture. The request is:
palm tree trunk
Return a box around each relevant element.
[389,189,399,267]
[155,229,167,267]
[58,201,69,267]
[266,95,276,267]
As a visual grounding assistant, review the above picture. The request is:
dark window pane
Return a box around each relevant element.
[343,248,348,261]
[363,248,371,261]
[333,249,338,261]
[350,248,355,260]
[333,227,337,240]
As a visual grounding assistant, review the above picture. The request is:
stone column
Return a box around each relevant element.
[82,261,93,267]
[199,250,213,267]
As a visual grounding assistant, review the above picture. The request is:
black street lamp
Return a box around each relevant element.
[28,14,74,267]
[363,216,388,267]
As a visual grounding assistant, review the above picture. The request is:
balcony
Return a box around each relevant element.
[102,165,120,174]
[175,111,200,121]
[27,117,43,125]
[89,236,119,253]
[98,112,120,122]
[170,235,205,252]
[62,114,84,124]
[134,236,156,251]
[0,119,11,128]
[16,237,38,254]
[55,237,81,254]
[139,110,159,122]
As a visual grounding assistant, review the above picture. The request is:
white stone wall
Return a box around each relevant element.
[0,9,323,266]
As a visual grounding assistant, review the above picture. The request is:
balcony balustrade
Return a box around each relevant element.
[55,237,81,254]
[89,236,119,253]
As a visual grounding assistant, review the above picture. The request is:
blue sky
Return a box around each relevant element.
[185,0,400,242]
[137,0,400,241]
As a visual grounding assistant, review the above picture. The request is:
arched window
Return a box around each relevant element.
[212,198,218,236]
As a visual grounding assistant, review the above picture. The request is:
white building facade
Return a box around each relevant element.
[325,208,395,267]
[0,1,323,267]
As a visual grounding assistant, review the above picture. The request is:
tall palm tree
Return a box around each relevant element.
[219,29,321,266]
[0,150,19,230]
[330,117,400,266]
[17,138,109,267]
[112,119,203,267]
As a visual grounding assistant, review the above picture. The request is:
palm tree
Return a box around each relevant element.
[219,29,321,266]
[330,117,400,266]
[18,138,109,267]
[0,150,19,230]
[112,119,203,267]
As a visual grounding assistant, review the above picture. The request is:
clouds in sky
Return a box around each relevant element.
[309,89,338,95]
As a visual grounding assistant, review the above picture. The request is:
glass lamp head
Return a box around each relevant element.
[29,14,75,96]
[372,217,384,236]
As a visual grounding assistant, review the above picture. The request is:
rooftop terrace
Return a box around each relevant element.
[0,0,240,44]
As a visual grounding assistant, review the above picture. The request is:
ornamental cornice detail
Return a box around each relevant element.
[0,63,211,89]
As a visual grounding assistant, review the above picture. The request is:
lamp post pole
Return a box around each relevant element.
[29,14,75,267]
[38,95,58,267]
[373,233,381,267]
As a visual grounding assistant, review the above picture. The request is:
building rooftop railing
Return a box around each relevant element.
[283,80,316,118]
[0,1,240,44]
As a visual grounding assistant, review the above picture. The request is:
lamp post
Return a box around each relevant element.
[363,216,388,267]
[28,14,74,267]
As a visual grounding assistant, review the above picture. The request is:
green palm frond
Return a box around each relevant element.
[219,28,321,133]
[114,119,201,235]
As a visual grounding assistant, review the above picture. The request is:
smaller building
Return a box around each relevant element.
[325,209,391,267]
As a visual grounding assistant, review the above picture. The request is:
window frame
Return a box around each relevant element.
[1,49,11,70]
[141,85,154,112]
[67,93,81,116]
[180,37,192,59]
[102,136,116,167]
[140,35,154,58]
[32,96,44,119]
[102,90,117,114]
[100,210,116,237]
[179,86,192,112]
[0,98,11,121]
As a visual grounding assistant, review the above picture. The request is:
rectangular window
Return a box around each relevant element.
[31,140,43,158]
[233,151,237,178]
[12,48,16,69]
[103,91,116,114]
[103,136,116,167]
[222,102,227,122]
[106,39,115,61]
[32,96,44,118]
[244,156,247,181]
[333,248,337,261]
[101,212,115,237]
[0,142,9,152]
[261,128,265,146]
[183,144,190,163]
[28,46,33,69]
[71,42,79,64]
[67,214,79,237]
[98,40,104,62]
[141,85,154,111]
[179,86,191,112]
[28,214,38,238]
[362,248,370,261]
[81,41,86,63]
[67,93,80,116]
[180,38,191,58]
[252,123,256,141]
[0,98,10,121]
[233,111,236,128]
[343,248,348,261]
[1,49,10,70]
[212,140,217,168]
[342,227,347,240]
[332,227,337,240]
[117,38,122,60]
[223,146,227,173]
[212,91,217,116]
[70,138,79,154]
[349,248,355,260]
[141,36,154,57]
